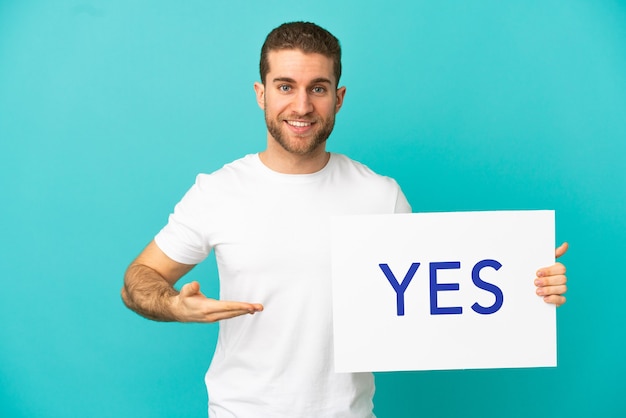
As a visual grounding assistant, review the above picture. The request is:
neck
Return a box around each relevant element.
[259,140,330,174]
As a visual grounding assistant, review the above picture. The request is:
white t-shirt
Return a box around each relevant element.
[155,153,411,418]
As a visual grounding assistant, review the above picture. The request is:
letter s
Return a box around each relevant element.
[471,259,504,315]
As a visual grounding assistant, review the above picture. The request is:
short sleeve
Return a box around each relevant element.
[394,185,412,214]
[154,177,212,265]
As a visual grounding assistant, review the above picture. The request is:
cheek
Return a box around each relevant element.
[318,95,336,109]
[264,95,288,115]
[321,100,338,116]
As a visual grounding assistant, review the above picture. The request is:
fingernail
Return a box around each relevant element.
[536,288,544,296]
[536,270,544,277]
[534,279,543,286]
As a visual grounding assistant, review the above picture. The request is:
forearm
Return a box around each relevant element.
[121,264,180,322]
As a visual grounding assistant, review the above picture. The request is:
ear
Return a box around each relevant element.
[253,82,265,110]
[335,86,346,114]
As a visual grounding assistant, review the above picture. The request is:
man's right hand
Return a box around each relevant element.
[173,281,263,322]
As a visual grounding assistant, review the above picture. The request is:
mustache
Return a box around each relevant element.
[281,116,317,122]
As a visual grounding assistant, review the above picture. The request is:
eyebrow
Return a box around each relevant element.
[272,77,333,85]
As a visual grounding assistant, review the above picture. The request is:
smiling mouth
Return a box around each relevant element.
[286,120,314,127]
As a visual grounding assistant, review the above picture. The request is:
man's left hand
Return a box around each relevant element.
[535,242,569,306]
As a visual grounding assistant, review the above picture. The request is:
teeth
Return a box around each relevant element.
[287,121,311,127]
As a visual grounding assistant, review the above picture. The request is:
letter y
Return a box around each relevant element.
[379,263,420,316]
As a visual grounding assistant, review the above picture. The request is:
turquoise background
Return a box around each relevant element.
[1,1,624,417]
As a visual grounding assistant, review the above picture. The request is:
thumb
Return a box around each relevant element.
[180,281,201,298]
[555,242,569,259]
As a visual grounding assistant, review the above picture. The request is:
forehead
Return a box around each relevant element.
[266,49,336,85]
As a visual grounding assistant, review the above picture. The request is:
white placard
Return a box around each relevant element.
[331,210,556,372]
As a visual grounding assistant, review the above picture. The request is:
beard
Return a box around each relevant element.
[265,110,336,156]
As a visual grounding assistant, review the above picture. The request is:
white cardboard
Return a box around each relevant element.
[331,210,556,372]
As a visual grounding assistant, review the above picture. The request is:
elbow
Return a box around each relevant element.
[120,283,133,310]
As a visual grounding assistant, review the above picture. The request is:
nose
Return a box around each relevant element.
[292,88,313,116]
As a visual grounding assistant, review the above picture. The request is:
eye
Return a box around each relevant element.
[278,84,292,92]
[312,86,327,94]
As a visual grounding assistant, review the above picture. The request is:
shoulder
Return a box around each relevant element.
[331,153,400,187]
[195,154,260,189]
[328,153,411,213]
[170,154,260,209]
